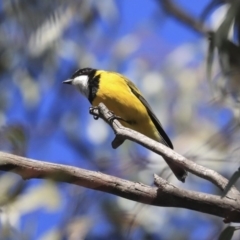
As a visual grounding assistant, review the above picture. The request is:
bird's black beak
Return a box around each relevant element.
[63,79,73,84]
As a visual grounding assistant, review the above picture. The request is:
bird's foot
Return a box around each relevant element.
[89,107,126,123]
[89,106,100,120]
[107,111,126,123]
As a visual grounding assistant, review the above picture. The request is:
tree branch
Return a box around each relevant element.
[159,0,209,35]
[90,103,239,199]
[0,103,240,223]
[0,151,240,222]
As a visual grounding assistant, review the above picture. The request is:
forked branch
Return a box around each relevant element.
[0,104,239,223]
[90,103,239,198]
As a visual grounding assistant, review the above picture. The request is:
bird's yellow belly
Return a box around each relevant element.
[92,87,160,142]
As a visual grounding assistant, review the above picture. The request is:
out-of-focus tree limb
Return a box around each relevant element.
[90,103,239,198]
[0,151,240,222]
[159,0,209,35]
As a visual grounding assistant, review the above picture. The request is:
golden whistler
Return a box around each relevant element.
[63,68,187,182]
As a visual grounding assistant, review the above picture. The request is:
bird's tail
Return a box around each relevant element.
[164,156,187,182]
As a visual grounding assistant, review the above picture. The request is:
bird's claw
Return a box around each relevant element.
[89,107,99,120]
[108,111,126,123]
[89,106,126,123]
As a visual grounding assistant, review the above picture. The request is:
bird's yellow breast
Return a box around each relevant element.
[92,71,160,141]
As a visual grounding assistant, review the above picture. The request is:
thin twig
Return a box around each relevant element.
[159,0,209,35]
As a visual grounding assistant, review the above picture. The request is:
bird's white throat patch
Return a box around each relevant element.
[72,75,89,97]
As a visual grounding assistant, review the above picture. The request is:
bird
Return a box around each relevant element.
[63,68,187,182]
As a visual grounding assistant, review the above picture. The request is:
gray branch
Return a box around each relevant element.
[0,103,240,223]
[0,151,240,222]
[91,103,239,198]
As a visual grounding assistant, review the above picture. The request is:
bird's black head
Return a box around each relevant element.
[63,67,97,98]
[71,68,96,79]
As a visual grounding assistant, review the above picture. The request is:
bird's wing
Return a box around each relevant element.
[123,76,173,149]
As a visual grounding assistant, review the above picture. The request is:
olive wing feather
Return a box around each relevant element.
[123,76,173,149]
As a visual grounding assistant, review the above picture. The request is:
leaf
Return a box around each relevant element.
[200,0,225,22]
[207,32,215,82]
[222,169,240,197]
[218,226,235,240]
[3,124,27,155]
[234,8,240,44]
[205,0,240,83]
[215,0,240,45]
